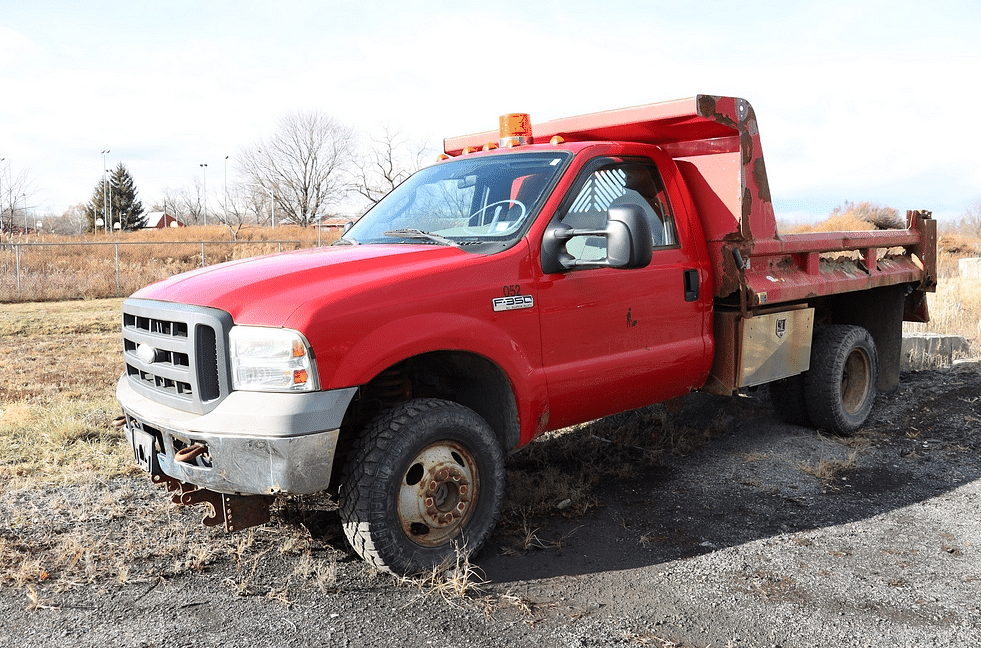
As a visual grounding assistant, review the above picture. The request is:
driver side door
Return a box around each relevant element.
[536,159,707,429]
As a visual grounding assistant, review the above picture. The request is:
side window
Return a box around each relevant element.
[558,162,677,263]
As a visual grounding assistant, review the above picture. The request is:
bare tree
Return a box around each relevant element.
[212,182,266,239]
[960,198,981,238]
[158,188,188,225]
[160,184,207,226]
[0,164,37,235]
[239,111,357,227]
[354,127,430,209]
[48,203,88,235]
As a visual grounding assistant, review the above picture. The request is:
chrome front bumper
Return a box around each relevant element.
[117,375,357,496]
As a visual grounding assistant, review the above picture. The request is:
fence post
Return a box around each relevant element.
[15,244,21,296]
[115,243,121,296]
[201,242,206,268]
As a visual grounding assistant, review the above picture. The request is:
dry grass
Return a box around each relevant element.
[496,398,735,553]
[0,299,347,601]
[788,213,875,234]
[797,448,859,482]
[904,234,981,347]
[0,398,132,486]
[399,545,488,606]
[0,299,122,407]
[0,225,339,303]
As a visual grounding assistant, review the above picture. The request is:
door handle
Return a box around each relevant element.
[683,269,700,302]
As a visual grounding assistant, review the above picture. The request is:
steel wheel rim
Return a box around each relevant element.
[841,348,872,414]
[397,440,479,548]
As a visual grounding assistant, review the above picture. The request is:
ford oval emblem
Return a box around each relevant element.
[137,344,158,364]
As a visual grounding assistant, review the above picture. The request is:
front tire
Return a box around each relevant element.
[805,325,878,434]
[338,399,506,574]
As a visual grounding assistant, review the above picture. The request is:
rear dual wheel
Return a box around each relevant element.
[339,398,506,574]
[770,325,878,434]
[805,325,878,434]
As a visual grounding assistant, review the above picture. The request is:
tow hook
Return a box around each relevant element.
[175,443,208,464]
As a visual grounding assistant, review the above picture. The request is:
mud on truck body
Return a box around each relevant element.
[117,95,937,573]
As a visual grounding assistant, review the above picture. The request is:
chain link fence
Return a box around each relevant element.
[0,240,305,302]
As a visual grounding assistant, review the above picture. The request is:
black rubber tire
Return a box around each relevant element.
[338,398,506,574]
[769,374,812,427]
[804,325,878,434]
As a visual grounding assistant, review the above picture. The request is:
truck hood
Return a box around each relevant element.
[131,244,471,327]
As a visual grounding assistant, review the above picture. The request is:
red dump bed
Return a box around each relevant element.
[446,94,937,309]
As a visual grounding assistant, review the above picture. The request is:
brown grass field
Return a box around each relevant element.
[0,225,339,302]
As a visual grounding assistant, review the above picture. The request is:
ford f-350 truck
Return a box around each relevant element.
[117,95,937,573]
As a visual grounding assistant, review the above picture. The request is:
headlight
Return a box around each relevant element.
[229,326,319,392]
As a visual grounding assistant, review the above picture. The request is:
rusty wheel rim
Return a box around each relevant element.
[397,440,479,548]
[841,348,872,415]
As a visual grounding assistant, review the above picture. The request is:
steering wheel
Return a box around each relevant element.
[464,200,526,234]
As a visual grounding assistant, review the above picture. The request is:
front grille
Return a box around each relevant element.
[122,299,233,414]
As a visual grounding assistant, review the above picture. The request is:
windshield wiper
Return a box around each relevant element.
[383,229,459,247]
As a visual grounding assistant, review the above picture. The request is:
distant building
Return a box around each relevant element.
[318,216,356,230]
[144,212,185,229]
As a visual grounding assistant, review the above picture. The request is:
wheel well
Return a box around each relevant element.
[811,284,907,393]
[336,351,520,463]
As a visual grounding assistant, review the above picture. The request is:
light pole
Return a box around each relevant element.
[0,157,5,232]
[200,163,208,226]
[101,149,110,233]
[107,167,114,230]
[224,155,229,224]
[269,187,275,228]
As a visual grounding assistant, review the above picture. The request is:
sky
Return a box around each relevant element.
[1,0,979,225]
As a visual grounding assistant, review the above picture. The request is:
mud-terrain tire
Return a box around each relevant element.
[338,398,506,574]
[769,374,812,427]
[804,325,878,434]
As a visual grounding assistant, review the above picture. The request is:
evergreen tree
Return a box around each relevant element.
[85,179,110,232]
[85,163,146,232]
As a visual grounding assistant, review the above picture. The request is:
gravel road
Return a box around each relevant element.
[3,366,979,648]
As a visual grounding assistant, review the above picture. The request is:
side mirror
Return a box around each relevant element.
[605,205,654,269]
[542,204,654,273]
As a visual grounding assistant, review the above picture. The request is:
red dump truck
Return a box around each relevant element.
[117,95,937,573]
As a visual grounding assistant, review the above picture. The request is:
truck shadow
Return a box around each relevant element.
[477,370,981,584]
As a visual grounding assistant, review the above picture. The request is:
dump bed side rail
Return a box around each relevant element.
[733,210,936,311]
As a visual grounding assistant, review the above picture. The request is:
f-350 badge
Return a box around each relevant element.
[493,295,534,312]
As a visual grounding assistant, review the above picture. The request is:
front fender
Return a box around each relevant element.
[328,313,548,448]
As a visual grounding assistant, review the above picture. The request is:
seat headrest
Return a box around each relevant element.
[621,165,659,198]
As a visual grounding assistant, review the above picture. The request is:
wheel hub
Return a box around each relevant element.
[398,441,478,547]
[841,349,872,414]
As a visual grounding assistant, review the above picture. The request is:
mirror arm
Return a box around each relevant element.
[551,228,607,241]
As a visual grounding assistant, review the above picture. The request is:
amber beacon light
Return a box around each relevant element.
[499,113,532,148]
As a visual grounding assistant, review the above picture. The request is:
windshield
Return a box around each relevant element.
[342,151,570,251]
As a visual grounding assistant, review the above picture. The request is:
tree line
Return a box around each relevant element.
[6,110,981,240]
[81,111,426,236]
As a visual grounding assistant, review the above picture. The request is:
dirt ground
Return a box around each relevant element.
[2,364,979,648]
